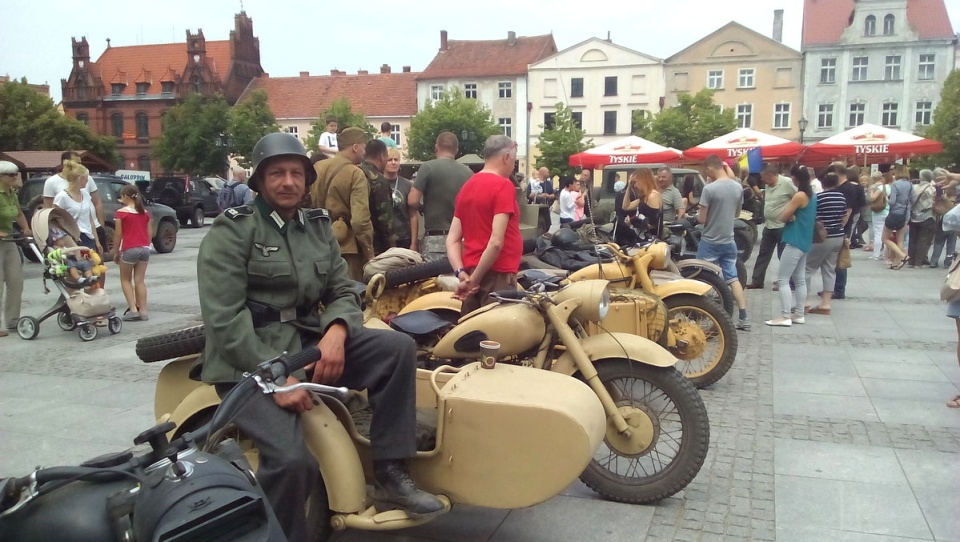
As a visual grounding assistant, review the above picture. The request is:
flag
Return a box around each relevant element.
[737,147,763,174]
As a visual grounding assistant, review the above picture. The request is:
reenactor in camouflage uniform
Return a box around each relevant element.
[359,139,397,254]
[198,133,444,540]
[310,127,374,280]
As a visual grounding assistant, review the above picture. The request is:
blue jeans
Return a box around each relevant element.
[696,240,739,284]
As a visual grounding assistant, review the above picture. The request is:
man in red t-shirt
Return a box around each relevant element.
[446,135,523,315]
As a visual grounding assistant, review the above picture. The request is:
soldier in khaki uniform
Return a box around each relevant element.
[198,133,444,540]
[310,127,374,280]
[359,139,397,254]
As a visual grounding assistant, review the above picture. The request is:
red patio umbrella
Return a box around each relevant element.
[683,128,805,161]
[806,123,943,163]
[568,135,683,169]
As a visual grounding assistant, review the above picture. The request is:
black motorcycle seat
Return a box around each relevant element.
[390,310,455,336]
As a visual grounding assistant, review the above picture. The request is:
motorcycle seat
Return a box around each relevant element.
[390,310,455,336]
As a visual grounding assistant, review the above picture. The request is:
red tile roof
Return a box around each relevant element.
[419,34,557,79]
[240,72,420,119]
[803,0,956,47]
[91,41,232,96]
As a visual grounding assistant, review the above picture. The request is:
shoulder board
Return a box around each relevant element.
[223,205,254,219]
[306,208,331,221]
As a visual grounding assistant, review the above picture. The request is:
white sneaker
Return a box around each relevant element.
[765,318,792,327]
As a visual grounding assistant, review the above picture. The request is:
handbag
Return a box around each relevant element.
[550,198,561,214]
[940,257,960,302]
[813,220,827,243]
[869,185,887,212]
[836,238,852,270]
[943,204,960,233]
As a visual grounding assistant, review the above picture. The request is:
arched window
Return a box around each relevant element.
[138,155,152,173]
[76,112,89,125]
[135,111,149,139]
[865,15,876,36]
[191,74,203,93]
[883,14,895,35]
[111,112,124,139]
[76,77,87,100]
[160,110,168,131]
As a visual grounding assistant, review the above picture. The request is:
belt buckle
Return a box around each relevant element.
[280,307,297,323]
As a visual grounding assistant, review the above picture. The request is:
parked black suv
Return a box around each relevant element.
[147,176,221,228]
[19,174,180,260]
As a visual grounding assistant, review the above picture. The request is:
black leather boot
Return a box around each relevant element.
[372,460,446,518]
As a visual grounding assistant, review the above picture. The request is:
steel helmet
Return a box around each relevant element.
[248,132,317,192]
[552,228,581,250]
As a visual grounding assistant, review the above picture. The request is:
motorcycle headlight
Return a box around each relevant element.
[552,280,611,322]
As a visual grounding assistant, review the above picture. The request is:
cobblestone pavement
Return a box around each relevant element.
[2,227,958,541]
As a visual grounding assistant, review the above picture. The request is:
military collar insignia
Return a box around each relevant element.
[253,242,280,257]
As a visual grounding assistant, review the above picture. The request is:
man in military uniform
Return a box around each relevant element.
[311,127,374,280]
[359,139,397,254]
[198,133,444,541]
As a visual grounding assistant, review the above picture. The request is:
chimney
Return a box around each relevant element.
[440,30,448,51]
[380,64,391,74]
[330,69,345,76]
[508,31,517,45]
[299,71,309,77]
[358,69,368,75]
[773,9,784,43]
[606,31,611,43]
[402,66,411,73]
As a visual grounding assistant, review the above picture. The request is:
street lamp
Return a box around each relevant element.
[215,133,230,177]
[798,116,809,145]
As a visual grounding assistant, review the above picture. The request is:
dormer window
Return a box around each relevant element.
[883,14,895,35]
[864,15,876,36]
[161,81,174,94]
[136,82,149,95]
[111,83,125,95]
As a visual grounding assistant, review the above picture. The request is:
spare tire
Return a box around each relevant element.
[137,325,206,363]
[382,258,452,289]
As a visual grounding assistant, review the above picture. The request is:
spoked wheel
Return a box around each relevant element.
[578,359,709,504]
[664,294,737,388]
[17,316,40,340]
[677,265,735,317]
[79,324,98,342]
[57,311,76,331]
[108,317,122,335]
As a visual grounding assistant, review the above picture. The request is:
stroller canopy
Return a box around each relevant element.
[31,207,82,251]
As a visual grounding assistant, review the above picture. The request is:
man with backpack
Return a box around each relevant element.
[218,168,255,211]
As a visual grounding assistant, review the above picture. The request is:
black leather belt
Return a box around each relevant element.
[247,300,312,328]
[425,230,449,236]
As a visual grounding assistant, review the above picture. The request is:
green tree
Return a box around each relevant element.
[227,90,280,168]
[633,88,737,151]
[535,102,593,177]
[304,98,375,152]
[0,78,117,163]
[154,93,230,175]
[918,69,960,168]
[405,88,500,160]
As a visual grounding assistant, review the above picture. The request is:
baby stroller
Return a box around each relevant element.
[16,208,121,341]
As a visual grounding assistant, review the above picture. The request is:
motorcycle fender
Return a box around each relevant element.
[163,387,368,514]
[655,279,712,298]
[675,259,723,276]
[551,333,677,376]
[398,291,462,315]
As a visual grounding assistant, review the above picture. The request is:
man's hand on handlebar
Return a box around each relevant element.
[273,375,315,413]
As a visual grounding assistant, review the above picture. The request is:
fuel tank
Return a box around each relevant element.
[433,303,545,359]
[567,261,631,284]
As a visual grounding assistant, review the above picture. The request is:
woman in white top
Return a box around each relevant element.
[53,160,102,252]
[558,176,583,225]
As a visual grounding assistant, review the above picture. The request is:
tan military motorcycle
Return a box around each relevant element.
[395,242,736,388]
[139,279,709,538]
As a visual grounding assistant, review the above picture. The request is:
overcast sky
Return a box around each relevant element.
[4,0,958,104]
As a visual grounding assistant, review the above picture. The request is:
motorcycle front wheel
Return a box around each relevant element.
[677,265,735,316]
[578,359,709,504]
[664,294,737,388]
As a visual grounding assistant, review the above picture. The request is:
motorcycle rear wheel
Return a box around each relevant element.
[664,294,737,388]
[677,265,735,316]
[577,359,709,504]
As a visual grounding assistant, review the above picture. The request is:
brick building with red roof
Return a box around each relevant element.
[238,66,419,152]
[800,0,956,142]
[60,12,263,175]
[417,30,557,171]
